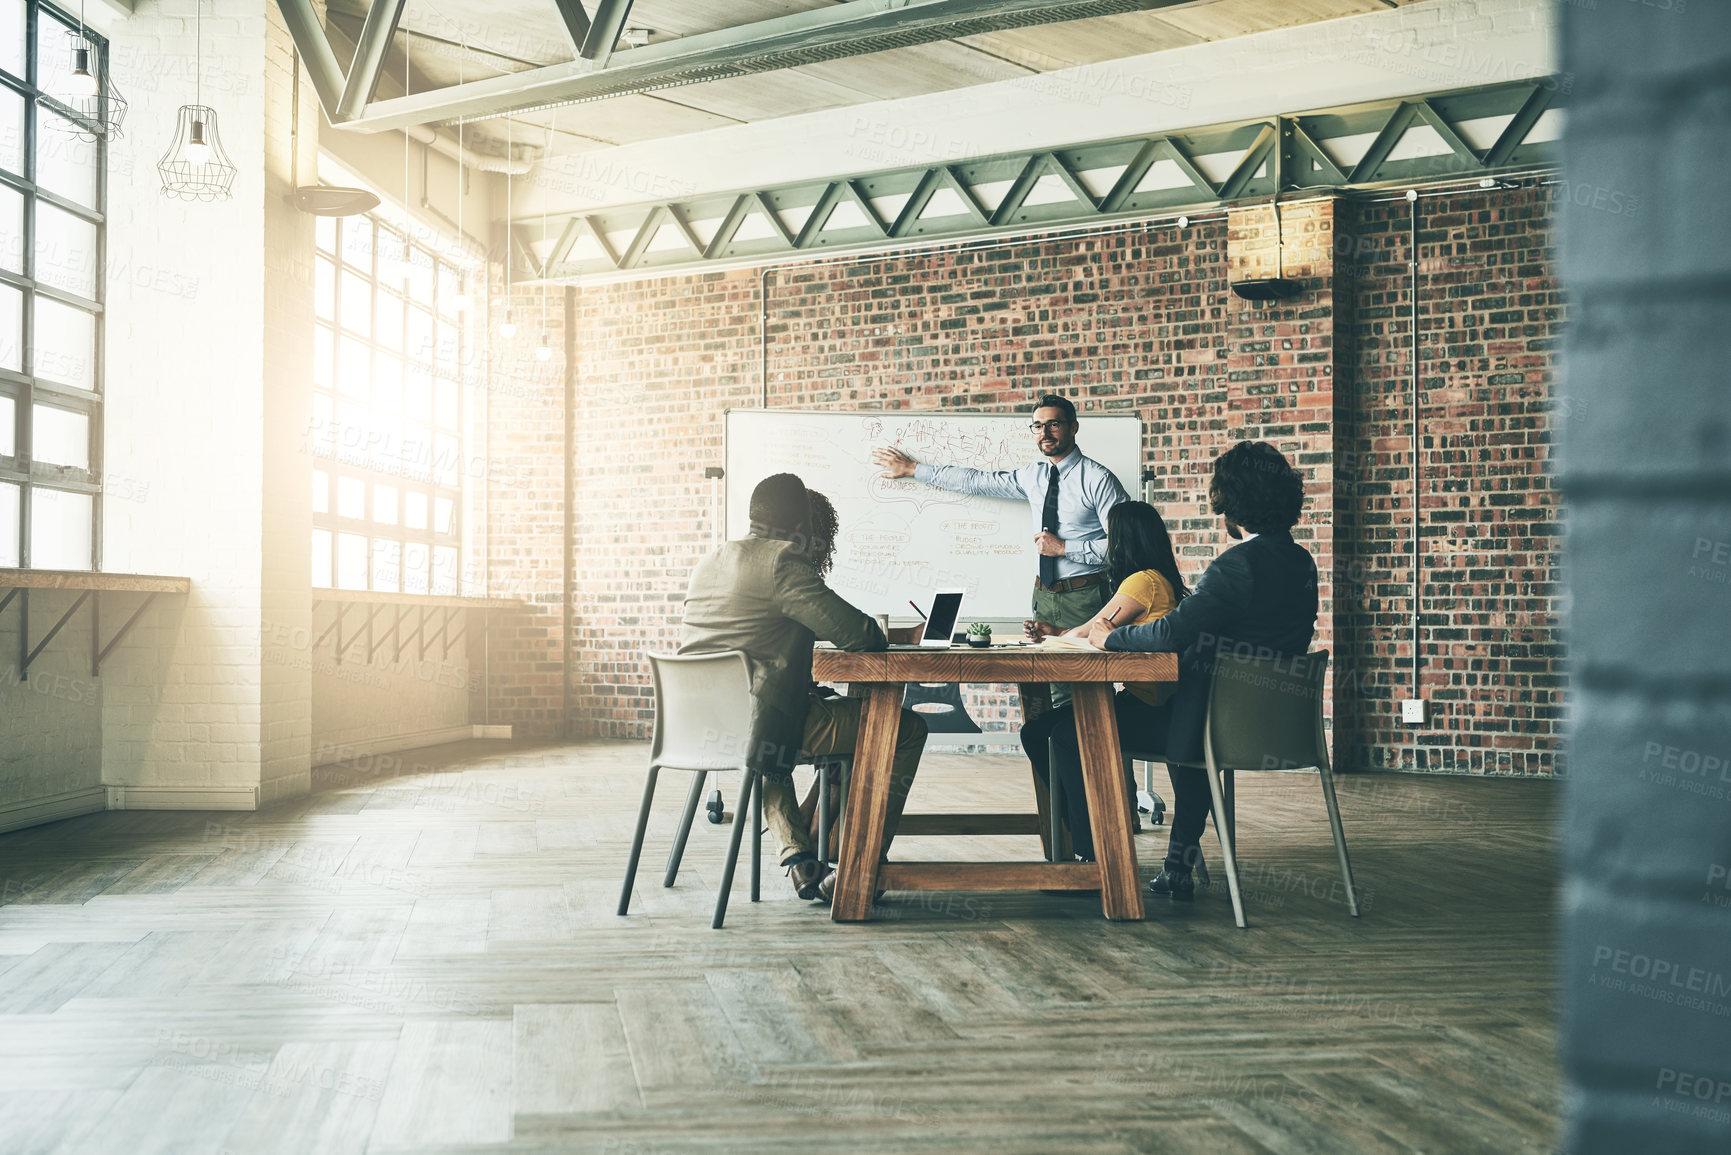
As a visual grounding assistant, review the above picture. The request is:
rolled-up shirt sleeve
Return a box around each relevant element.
[1065,464,1130,568]
[912,462,1028,501]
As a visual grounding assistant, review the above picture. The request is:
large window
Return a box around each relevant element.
[0,0,105,569]
[312,209,464,594]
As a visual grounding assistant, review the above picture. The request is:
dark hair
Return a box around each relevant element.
[749,473,810,541]
[1107,501,1188,603]
[1208,441,1305,534]
[1034,393,1077,424]
[805,489,838,575]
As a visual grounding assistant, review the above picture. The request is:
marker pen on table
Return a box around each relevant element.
[909,600,927,621]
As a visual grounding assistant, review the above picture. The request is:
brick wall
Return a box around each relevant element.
[480,285,572,736]
[1342,186,1567,775]
[554,190,1563,775]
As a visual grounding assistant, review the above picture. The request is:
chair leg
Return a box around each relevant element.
[1047,737,1064,863]
[817,762,831,864]
[663,770,707,887]
[750,773,763,903]
[1318,763,1361,917]
[1223,768,1235,847]
[1204,762,1247,929]
[713,771,757,930]
[618,766,660,917]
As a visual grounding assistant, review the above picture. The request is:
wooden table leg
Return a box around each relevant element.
[1017,683,1071,862]
[830,683,903,922]
[1070,683,1145,921]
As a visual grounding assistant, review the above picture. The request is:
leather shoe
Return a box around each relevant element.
[818,863,887,905]
[1148,867,1194,902]
[783,853,829,901]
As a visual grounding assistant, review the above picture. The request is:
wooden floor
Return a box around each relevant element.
[0,741,1560,1154]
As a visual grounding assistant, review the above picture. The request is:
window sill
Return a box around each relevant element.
[0,569,192,594]
[311,588,524,610]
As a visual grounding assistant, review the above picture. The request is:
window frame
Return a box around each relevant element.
[310,208,465,595]
[0,0,107,571]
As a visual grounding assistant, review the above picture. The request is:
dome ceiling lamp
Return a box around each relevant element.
[38,0,126,143]
[158,0,236,202]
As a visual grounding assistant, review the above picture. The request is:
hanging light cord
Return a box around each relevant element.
[541,113,554,335]
[455,40,464,251]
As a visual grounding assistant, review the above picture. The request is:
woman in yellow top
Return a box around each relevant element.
[1020,500,1187,862]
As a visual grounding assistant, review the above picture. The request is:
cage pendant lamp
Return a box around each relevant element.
[38,3,126,142]
[158,0,234,201]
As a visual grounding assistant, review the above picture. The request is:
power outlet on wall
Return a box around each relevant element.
[1401,699,1427,725]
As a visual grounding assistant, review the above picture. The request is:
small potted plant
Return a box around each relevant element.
[966,622,993,648]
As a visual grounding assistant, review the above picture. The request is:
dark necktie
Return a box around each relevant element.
[1040,463,1061,587]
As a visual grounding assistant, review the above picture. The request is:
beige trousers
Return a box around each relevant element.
[762,694,927,866]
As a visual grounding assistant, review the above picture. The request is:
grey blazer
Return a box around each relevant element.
[678,535,885,782]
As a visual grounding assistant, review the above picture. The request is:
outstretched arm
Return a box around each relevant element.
[873,446,1027,501]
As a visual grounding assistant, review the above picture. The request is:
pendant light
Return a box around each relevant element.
[158,0,235,201]
[38,0,126,142]
[534,112,554,363]
[499,119,517,339]
[1231,192,1303,301]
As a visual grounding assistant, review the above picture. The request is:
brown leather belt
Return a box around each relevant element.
[1033,571,1108,594]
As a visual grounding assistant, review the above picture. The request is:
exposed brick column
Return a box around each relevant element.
[481,285,569,737]
[1559,2,1731,1149]
[1224,199,1350,761]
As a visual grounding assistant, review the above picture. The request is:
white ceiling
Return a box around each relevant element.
[322,0,1427,160]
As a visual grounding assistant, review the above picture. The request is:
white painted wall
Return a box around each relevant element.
[93,0,275,809]
[0,591,105,832]
[515,0,1558,218]
[0,1,481,833]
[309,627,475,757]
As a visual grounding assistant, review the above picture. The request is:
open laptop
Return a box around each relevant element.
[916,589,966,649]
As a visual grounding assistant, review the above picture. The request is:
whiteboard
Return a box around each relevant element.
[724,409,1143,621]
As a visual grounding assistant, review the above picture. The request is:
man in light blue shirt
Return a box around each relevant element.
[873,393,1131,704]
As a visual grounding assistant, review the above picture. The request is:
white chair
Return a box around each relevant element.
[618,650,765,929]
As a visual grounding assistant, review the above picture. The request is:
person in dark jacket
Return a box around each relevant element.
[1085,441,1319,901]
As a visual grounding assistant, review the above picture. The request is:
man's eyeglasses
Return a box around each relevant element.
[1029,420,1071,433]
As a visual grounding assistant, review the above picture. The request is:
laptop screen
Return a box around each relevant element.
[924,590,964,644]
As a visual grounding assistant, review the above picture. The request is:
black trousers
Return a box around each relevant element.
[1019,688,1210,871]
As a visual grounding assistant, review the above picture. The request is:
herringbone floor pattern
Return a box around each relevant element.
[0,740,1559,1153]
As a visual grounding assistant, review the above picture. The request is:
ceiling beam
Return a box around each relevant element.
[518,80,1564,282]
[551,0,592,56]
[277,0,347,121]
[331,0,1181,132]
[336,0,409,123]
[580,0,636,66]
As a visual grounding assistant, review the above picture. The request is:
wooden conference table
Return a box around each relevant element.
[812,645,1179,922]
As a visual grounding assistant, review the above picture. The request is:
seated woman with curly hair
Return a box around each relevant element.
[1085,441,1318,901]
